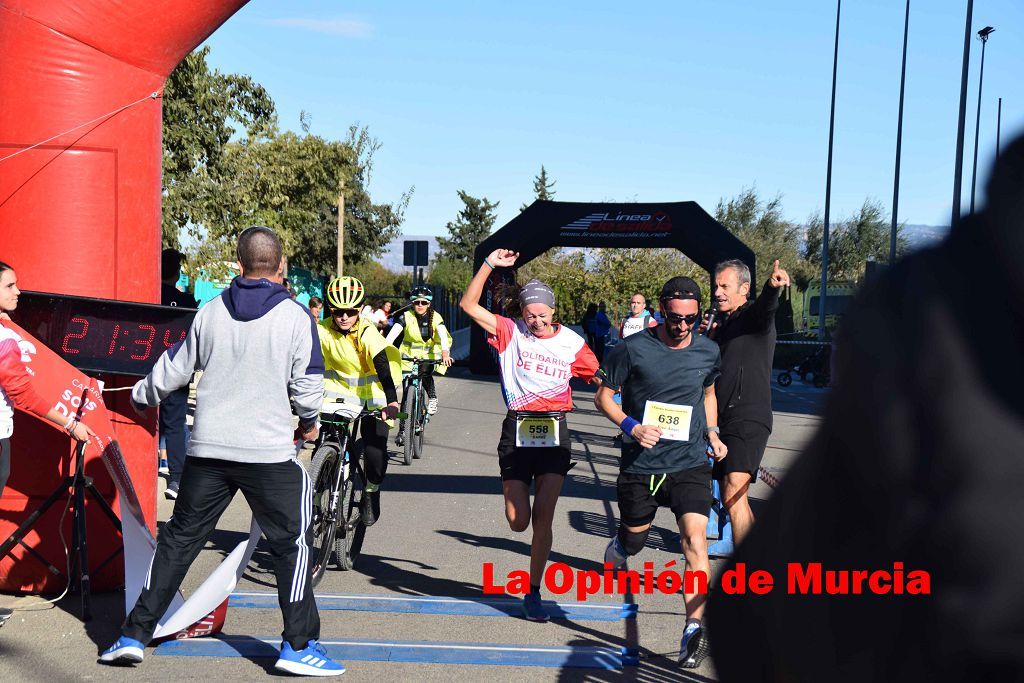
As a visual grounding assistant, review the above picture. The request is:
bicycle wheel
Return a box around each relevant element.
[334,459,366,570]
[402,388,415,466]
[413,385,428,460]
[307,444,341,587]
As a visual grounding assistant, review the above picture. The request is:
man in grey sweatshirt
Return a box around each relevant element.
[100,227,345,677]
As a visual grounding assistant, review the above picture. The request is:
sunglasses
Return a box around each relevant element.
[333,308,360,318]
[412,300,430,306]
[664,312,700,326]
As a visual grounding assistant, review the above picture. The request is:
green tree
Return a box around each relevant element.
[520,165,556,211]
[163,49,410,276]
[436,191,499,263]
[427,256,473,293]
[161,46,276,249]
[804,199,907,282]
[518,249,588,323]
[715,187,812,288]
[346,260,411,299]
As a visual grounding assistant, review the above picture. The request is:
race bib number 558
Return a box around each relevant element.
[516,417,559,448]
[641,401,692,441]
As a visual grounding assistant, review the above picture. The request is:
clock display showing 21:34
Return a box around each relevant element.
[61,317,186,361]
[16,291,197,376]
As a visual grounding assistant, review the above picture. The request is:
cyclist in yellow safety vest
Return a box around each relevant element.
[385,286,453,428]
[317,276,402,527]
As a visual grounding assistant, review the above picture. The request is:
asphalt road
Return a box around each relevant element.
[0,369,824,682]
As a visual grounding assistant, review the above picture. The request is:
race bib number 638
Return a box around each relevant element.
[641,401,692,441]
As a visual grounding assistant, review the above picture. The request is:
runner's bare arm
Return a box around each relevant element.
[459,248,519,335]
[704,384,727,460]
[594,384,627,424]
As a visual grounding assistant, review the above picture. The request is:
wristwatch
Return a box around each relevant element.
[706,426,720,437]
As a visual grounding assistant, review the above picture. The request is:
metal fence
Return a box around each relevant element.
[431,285,469,331]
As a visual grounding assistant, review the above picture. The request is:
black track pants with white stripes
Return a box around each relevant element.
[122,457,319,650]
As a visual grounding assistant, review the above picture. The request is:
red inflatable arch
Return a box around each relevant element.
[0,0,249,591]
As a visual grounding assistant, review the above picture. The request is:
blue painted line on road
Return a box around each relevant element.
[229,592,637,621]
[154,635,639,670]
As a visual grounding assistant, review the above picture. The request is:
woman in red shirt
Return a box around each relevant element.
[0,261,95,499]
[460,248,599,622]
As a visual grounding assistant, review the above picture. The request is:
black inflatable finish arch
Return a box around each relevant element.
[469,200,755,373]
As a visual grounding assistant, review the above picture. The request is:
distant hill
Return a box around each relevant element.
[902,224,948,249]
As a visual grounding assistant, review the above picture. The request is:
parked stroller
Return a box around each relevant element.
[777,345,830,387]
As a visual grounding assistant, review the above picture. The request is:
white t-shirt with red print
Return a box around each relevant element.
[0,323,51,439]
[488,315,599,412]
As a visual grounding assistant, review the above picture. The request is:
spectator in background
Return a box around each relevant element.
[307,296,323,322]
[581,303,598,350]
[360,298,377,325]
[620,293,658,339]
[283,278,297,300]
[592,302,612,364]
[373,300,392,331]
[159,248,198,500]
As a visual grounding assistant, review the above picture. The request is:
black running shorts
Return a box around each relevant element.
[496,413,574,484]
[616,464,713,526]
[712,420,771,479]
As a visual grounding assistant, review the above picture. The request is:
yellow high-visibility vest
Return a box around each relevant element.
[398,310,452,375]
[318,317,401,410]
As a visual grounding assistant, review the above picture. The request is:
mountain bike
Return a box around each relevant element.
[395,356,437,466]
[307,404,402,585]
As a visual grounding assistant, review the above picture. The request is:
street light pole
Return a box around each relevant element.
[951,0,974,228]
[819,0,841,340]
[891,0,910,266]
[997,97,1003,161]
[336,185,345,277]
[970,26,995,213]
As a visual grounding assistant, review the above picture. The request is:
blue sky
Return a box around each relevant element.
[202,1,1024,237]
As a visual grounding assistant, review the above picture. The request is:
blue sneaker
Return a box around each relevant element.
[99,636,144,664]
[275,640,346,677]
[521,590,550,622]
[678,621,710,668]
[604,536,627,569]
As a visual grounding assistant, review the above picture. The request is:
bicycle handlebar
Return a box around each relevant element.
[321,407,409,423]
[401,355,439,364]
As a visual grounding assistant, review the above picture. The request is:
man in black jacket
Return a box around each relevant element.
[708,258,789,544]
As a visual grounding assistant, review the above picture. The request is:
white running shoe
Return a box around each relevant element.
[427,398,439,414]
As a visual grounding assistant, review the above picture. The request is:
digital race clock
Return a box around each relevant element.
[14,291,197,376]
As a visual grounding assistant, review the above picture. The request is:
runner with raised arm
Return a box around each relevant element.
[460,249,599,622]
[318,276,402,527]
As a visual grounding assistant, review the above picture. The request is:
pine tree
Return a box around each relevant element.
[436,190,500,263]
[520,165,556,211]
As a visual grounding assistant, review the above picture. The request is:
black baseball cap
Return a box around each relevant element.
[659,276,701,303]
